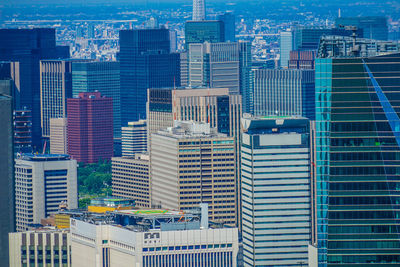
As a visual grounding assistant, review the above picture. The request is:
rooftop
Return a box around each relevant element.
[16,153,71,161]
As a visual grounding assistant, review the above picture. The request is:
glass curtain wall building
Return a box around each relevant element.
[316,36,400,266]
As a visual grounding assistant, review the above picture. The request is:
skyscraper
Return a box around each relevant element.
[193,0,206,21]
[40,60,73,138]
[121,120,147,157]
[14,154,78,232]
[316,36,400,266]
[252,68,315,119]
[185,21,225,49]
[293,27,364,51]
[50,118,68,154]
[119,28,180,124]
[0,93,14,266]
[0,29,70,147]
[189,42,240,93]
[71,61,121,140]
[241,116,312,267]
[280,30,294,68]
[151,121,237,226]
[239,41,252,113]
[335,16,388,40]
[67,92,113,164]
[218,12,236,42]
[289,50,316,69]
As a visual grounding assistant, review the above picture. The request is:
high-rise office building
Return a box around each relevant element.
[70,205,239,266]
[67,92,113,164]
[0,29,70,147]
[289,50,316,69]
[14,108,32,153]
[185,21,225,49]
[50,118,68,154]
[151,121,237,226]
[112,154,150,208]
[316,36,400,266]
[335,16,388,40]
[14,154,78,232]
[119,28,181,124]
[241,116,312,267]
[218,12,236,42]
[0,93,14,266]
[40,60,73,138]
[293,27,363,51]
[189,42,240,93]
[252,68,315,119]
[239,41,252,113]
[192,0,206,21]
[147,87,242,149]
[147,87,242,224]
[280,30,294,68]
[9,229,72,267]
[170,29,177,53]
[71,61,121,139]
[121,120,147,157]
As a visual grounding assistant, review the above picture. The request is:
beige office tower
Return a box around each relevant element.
[50,118,68,154]
[147,87,242,226]
[189,42,240,93]
[151,121,237,226]
[111,154,150,208]
[9,229,71,267]
[40,60,72,138]
[14,154,78,232]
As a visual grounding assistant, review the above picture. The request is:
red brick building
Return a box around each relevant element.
[67,92,113,163]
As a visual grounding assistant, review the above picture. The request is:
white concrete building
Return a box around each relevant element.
[50,118,68,154]
[241,116,312,266]
[70,205,239,266]
[14,154,78,232]
[121,120,147,157]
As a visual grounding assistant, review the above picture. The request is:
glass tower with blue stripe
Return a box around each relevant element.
[241,116,312,266]
[316,36,400,266]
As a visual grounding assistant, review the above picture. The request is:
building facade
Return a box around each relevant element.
[189,42,240,94]
[121,120,147,157]
[14,108,32,153]
[0,29,69,147]
[9,229,71,267]
[151,121,237,226]
[14,154,78,232]
[112,154,150,208]
[241,116,312,266]
[252,68,315,120]
[119,28,180,124]
[218,12,235,42]
[50,118,68,154]
[67,92,113,163]
[193,0,206,21]
[185,21,225,49]
[40,60,72,138]
[0,93,14,266]
[335,16,388,40]
[71,61,121,139]
[316,37,400,266]
[280,30,293,68]
[70,205,239,266]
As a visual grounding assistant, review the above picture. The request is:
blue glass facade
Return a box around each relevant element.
[316,53,400,266]
[119,28,180,125]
